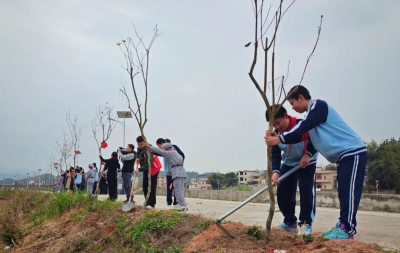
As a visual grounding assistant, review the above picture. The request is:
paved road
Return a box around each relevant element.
[103,194,400,249]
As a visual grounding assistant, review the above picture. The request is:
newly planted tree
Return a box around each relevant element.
[247,0,323,240]
[91,103,117,194]
[117,24,161,207]
[54,131,73,171]
[66,110,85,167]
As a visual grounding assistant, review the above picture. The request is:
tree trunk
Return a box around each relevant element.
[143,148,153,207]
[265,122,275,241]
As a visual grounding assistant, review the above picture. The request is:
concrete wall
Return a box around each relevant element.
[156,188,400,213]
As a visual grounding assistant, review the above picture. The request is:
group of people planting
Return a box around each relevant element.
[51,136,188,212]
[265,85,366,240]
[99,136,188,211]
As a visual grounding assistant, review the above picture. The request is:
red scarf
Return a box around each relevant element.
[279,116,309,154]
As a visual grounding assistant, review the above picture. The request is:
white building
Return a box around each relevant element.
[236,170,261,185]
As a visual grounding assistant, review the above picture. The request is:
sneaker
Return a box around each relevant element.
[274,223,298,233]
[322,221,340,236]
[145,205,155,209]
[323,223,354,240]
[177,205,188,212]
[303,224,312,235]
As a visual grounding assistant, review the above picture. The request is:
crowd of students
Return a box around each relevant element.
[51,136,188,212]
[51,163,108,194]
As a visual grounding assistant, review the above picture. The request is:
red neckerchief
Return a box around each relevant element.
[279,116,309,154]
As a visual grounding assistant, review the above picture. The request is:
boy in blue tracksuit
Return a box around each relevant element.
[267,105,318,235]
[265,85,366,240]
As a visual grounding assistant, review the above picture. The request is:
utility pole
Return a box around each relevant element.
[26,173,29,189]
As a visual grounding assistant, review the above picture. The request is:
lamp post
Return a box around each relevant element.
[375,180,379,195]
[27,173,29,189]
[114,111,133,147]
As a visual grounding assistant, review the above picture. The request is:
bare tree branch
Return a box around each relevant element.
[66,110,85,167]
[247,0,323,241]
[298,15,323,87]
[117,24,161,208]
[53,130,73,171]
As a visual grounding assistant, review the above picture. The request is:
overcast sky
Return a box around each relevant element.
[1,0,399,179]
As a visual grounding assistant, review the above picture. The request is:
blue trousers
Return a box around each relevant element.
[277,162,316,226]
[337,152,366,235]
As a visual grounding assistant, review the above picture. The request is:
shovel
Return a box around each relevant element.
[215,164,301,238]
[122,173,137,212]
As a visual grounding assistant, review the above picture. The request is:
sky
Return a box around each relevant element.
[0,0,399,179]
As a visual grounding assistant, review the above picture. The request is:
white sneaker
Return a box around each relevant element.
[145,206,155,209]
[177,205,188,212]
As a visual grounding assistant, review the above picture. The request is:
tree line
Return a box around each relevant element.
[367,137,400,193]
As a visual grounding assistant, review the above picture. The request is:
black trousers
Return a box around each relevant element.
[107,177,118,200]
[143,171,159,207]
[100,178,108,194]
[277,162,316,226]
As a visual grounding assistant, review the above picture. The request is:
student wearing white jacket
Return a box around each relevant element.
[147,142,188,211]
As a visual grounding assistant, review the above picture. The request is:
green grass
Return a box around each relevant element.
[301,234,314,243]
[246,225,263,240]
[127,210,185,241]
[193,220,214,229]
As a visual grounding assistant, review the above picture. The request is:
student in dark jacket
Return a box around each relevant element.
[100,152,121,201]
[136,136,157,208]
[267,105,318,235]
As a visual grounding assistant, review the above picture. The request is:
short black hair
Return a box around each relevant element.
[165,138,171,143]
[127,144,135,150]
[265,105,287,122]
[288,85,311,100]
[136,136,145,142]
[111,151,118,158]
[156,138,166,145]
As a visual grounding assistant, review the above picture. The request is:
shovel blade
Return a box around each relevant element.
[122,202,135,212]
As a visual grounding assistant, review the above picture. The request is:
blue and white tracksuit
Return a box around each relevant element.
[279,99,366,235]
[272,119,318,226]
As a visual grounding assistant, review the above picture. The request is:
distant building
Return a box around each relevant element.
[316,167,337,190]
[236,170,261,185]
[188,178,211,190]
[157,176,167,190]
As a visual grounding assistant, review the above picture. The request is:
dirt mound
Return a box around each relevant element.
[184,223,382,253]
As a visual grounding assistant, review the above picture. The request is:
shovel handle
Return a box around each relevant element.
[129,173,137,202]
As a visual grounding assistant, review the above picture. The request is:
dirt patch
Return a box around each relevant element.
[184,223,383,253]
